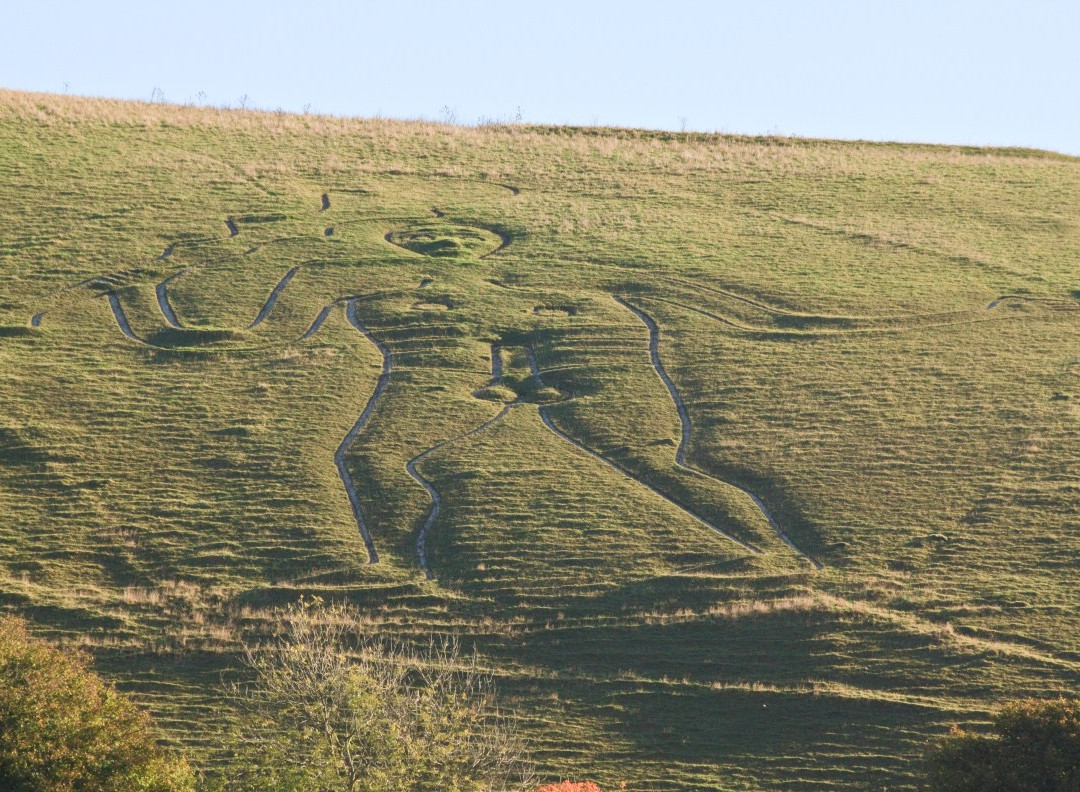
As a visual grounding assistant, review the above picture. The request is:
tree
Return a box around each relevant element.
[221,598,533,792]
[923,697,1080,791]
[0,614,194,792]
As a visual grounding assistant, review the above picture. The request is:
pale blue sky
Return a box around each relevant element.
[2,1,1077,154]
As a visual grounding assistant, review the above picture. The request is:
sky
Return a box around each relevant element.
[2,0,1077,154]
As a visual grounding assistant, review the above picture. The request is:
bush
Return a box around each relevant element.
[923,697,1080,791]
[219,598,533,792]
[0,615,194,792]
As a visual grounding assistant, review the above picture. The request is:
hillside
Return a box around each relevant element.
[1,89,1079,790]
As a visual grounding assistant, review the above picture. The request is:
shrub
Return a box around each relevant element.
[923,697,1080,791]
[219,598,533,792]
[0,615,194,792]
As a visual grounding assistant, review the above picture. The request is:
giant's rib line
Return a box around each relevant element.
[249,266,300,328]
[156,276,184,328]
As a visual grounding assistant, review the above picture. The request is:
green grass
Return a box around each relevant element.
[1,88,1079,789]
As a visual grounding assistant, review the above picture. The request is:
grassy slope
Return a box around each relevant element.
[1,89,1079,789]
